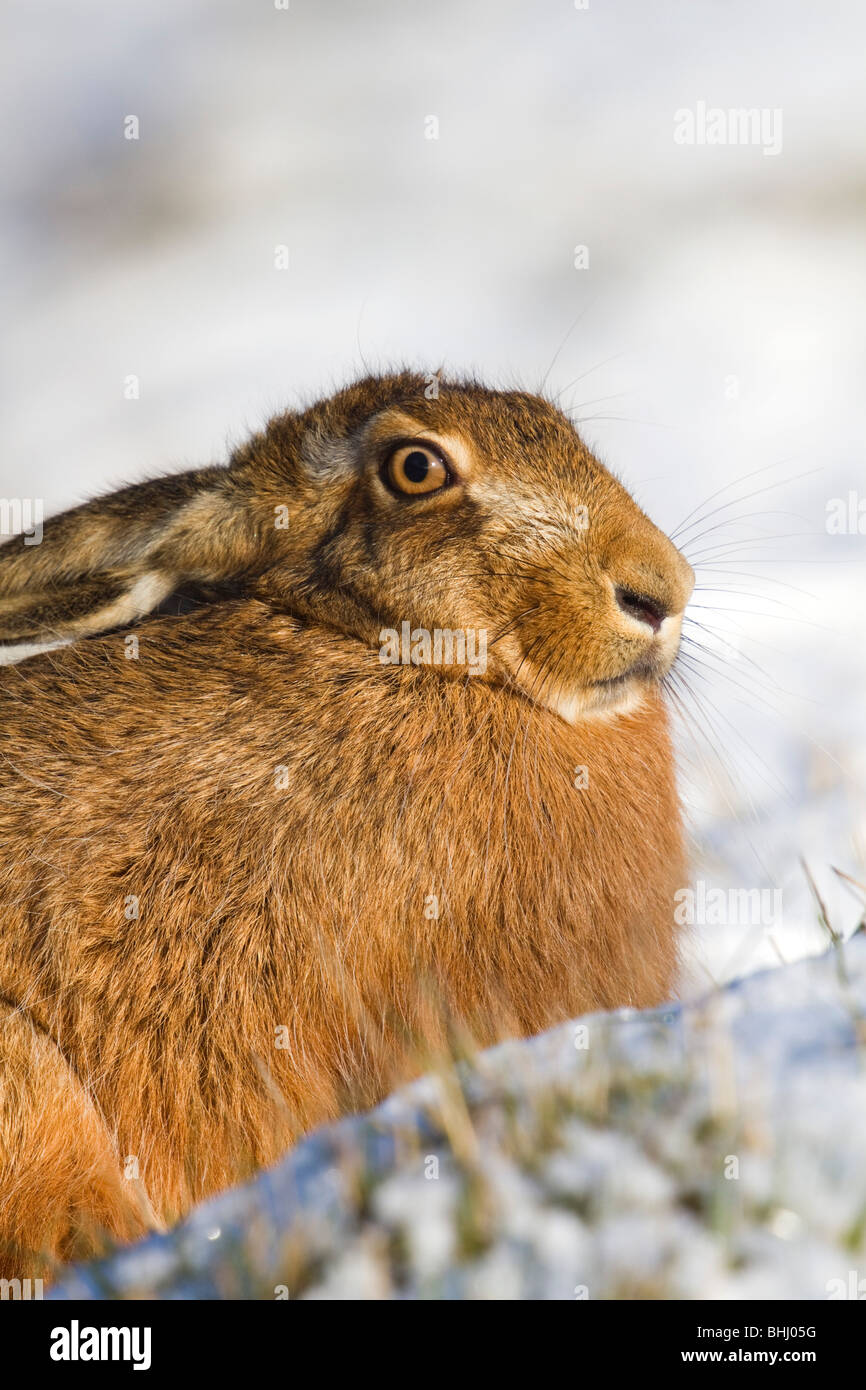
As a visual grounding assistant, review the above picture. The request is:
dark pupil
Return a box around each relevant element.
[403,450,430,483]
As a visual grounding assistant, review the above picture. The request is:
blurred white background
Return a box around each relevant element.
[2,0,865,987]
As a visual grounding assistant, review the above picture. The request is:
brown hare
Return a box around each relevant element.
[0,371,694,1278]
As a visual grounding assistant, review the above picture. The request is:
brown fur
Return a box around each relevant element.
[0,373,694,1278]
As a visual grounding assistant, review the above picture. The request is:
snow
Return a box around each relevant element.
[4,1,866,1298]
[50,936,866,1300]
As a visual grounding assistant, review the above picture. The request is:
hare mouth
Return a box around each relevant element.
[593,661,661,692]
[554,652,673,722]
[544,676,649,725]
[593,670,638,690]
[514,664,650,725]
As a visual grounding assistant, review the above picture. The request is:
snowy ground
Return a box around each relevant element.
[2,0,865,984]
[51,935,866,1301]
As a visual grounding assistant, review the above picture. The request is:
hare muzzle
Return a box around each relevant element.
[490,503,695,725]
[605,527,696,680]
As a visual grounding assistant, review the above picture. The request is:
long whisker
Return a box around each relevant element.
[488,606,539,649]
[537,305,596,396]
[680,622,811,698]
[685,533,819,563]
[671,466,822,548]
[677,634,793,705]
[670,458,812,542]
[673,508,813,550]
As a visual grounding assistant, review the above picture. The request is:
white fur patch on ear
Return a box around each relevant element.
[0,638,70,666]
[71,571,177,637]
[0,571,177,664]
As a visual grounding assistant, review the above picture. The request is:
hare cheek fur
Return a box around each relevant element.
[0,373,694,1275]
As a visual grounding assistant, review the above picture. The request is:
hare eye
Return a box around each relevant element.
[386,444,449,496]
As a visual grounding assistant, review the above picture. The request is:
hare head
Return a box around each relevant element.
[0,372,693,720]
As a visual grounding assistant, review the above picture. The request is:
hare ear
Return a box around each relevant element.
[0,466,261,651]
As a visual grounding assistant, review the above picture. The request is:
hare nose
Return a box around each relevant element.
[615,586,668,633]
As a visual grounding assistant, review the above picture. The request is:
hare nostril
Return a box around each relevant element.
[615,586,667,633]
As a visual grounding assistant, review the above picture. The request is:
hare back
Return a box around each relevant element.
[0,598,683,1224]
